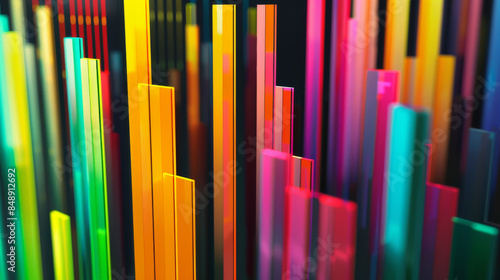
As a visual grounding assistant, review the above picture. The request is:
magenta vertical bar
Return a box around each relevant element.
[316,193,357,279]
[282,186,312,279]
[304,0,325,188]
[331,0,351,196]
[369,70,399,268]
[258,149,290,280]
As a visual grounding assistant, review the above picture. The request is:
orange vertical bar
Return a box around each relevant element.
[162,174,177,279]
[175,176,197,280]
[123,0,152,278]
[213,5,236,279]
[149,84,176,279]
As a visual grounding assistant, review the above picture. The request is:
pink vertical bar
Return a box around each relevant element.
[282,186,312,279]
[274,86,283,151]
[316,193,357,280]
[258,149,290,280]
[304,0,325,188]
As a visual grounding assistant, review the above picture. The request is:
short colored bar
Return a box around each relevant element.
[304,0,325,188]
[413,0,444,108]
[449,217,499,279]
[316,192,357,279]
[123,0,154,277]
[80,58,111,279]
[274,86,294,154]
[50,211,75,280]
[213,5,236,279]
[430,56,455,184]
[174,175,197,280]
[290,156,314,191]
[458,128,495,222]
[64,37,91,280]
[257,149,290,280]
[282,186,312,279]
[2,31,43,280]
[420,145,459,280]
[383,105,429,280]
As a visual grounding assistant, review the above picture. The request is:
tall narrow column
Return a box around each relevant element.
[213,5,236,279]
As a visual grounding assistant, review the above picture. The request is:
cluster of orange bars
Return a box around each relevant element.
[124,0,196,279]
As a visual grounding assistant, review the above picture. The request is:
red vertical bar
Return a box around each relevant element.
[93,0,101,63]
[77,0,85,53]
[69,0,77,36]
[85,0,93,57]
[101,0,109,71]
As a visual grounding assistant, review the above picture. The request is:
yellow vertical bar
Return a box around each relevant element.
[175,176,196,280]
[384,0,410,80]
[149,84,177,279]
[413,0,444,108]
[124,0,153,278]
[50,211,75,280]
[2,31,43,280]
[430,56,455,184]
[213,4,236,279]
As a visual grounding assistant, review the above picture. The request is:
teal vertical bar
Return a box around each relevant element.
[383,105,429,280]
[0,15,10,280]
[64,37,91,280]
[449,217,498,279]
[459,128,495,222]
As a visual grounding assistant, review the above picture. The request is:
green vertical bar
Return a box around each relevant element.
[81,58,111,279]
[176,0,184,69]
[383,105,429,280]
[0,15,10,280]
[50,211,75,280]
[449,217,499,279]
[64,37,91,280]
[2,31,43,280]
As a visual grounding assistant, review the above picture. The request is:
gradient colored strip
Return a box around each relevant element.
[123,0,153,277]
[186,5,206,185]
[304,0,325,189]
[316,193,357,279]
[213,5,236,279]
[413,0,444,108]
[80,58,111,279]
[85,0,93,57]
[50,211,75,280]
[283,186,311,279]
[430,56,455,184]
[369,70,399,277]
[2,31,43,280]
[64,37,91,280]
[258,149,290,280]
[449,217,499,279]
[0,19,10,280]
[383,105,429,280]
[148,84,177,279]
[256,4,277,174]
[36,6,66,211]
